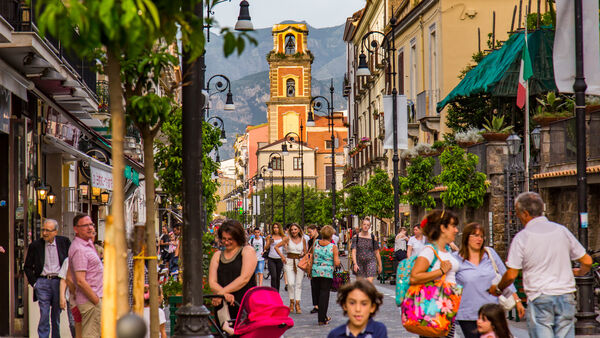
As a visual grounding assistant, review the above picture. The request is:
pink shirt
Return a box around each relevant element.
[69,236,103,305]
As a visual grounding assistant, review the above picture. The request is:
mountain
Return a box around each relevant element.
[205,23,347,81]
[204,23,348,160]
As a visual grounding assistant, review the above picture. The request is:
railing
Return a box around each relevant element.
[549,117,576,165]
[0,0,97,97]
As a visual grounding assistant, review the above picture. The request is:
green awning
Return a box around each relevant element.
[437,29,557,111]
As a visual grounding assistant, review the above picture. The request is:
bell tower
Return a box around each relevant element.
[266,22,313,143]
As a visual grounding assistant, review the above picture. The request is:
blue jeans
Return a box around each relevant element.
[35,278,62,338]
[526,293,576,338]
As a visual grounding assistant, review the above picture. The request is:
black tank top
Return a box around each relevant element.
[217,247,256,304]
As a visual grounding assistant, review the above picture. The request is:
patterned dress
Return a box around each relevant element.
[352,235,379,278]
[311,242,334,278]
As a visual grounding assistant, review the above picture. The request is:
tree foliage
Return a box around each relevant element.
[438,146,488,209]
[402,156,437,209]
[154,109,222,215]
[250,185,342,226]
[364,169,394,221]
[344,185,369,219]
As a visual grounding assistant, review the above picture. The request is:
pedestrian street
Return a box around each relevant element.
[258,271,532,337]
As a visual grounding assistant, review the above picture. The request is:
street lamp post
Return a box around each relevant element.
[283,127,305,227]
[307,81,337,229]
[205,74,235,118]
[572,0,597,333]
[356,17,400,233]
[268,152,284,225]
[176,1,251,336]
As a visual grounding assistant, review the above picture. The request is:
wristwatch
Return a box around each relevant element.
[494,285,503,296]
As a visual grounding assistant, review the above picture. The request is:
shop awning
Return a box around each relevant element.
[437,29,557,112]
[44,135,141,189]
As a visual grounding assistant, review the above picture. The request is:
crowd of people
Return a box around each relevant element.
[24,191,593,338]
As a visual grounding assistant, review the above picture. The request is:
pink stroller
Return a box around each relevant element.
[233,286,294,337]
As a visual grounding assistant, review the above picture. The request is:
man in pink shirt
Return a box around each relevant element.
[69,214,103,338]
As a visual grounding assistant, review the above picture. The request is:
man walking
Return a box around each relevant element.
[69,214,103,338]
[24,219,71,338]
[490,192,592,338]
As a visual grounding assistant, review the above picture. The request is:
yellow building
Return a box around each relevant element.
[344,0,516,186]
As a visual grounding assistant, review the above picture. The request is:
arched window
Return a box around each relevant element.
[285,34,296,55]
[286,78,295,97]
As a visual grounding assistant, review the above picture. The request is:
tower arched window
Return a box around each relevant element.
[286,78,295,97]
[285,34,296,55]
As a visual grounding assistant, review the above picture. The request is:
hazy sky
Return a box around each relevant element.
[213,0,366,30]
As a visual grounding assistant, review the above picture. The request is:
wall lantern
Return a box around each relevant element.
[79,182,89,197]
[100,191,110,204]
[507,133,522,156]
[47,191,56,206]
[531,126,541,151]
[36,182,50,201]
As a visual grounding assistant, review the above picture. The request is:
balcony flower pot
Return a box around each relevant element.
[481,132,510,142]
[532,114,571,127]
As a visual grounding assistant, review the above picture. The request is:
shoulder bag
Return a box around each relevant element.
[298,239,314,274]
[401,245,463,337]
[485,247,516,311]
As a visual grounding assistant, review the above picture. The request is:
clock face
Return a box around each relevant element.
[79,148,110,180]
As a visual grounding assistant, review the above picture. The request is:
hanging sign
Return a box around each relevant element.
[91,166,113,190]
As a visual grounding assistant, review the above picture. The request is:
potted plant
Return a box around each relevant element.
[481,115,513,141]
[359,136,371,146]
[532,92,574,126]
[373,109,382,120]
[454,128,484,148]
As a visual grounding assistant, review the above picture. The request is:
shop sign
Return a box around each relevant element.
[46,108,81,147]
[91,166,113,190]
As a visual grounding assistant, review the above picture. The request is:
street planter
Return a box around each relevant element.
[481,132,510,142]
[457,141,478,148]
[532,114,571,127]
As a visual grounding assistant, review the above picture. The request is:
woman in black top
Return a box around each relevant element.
[209,220,257,327]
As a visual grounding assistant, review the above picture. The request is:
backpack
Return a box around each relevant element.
[250,236,265,249]
[395,244,439,306]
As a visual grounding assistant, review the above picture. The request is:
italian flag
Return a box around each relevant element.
[516,40,533,109]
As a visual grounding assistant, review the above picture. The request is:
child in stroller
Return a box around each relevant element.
[207,286,294,337]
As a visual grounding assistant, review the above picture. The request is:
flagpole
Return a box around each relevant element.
[523,6,533,191]
[524,11,530,192]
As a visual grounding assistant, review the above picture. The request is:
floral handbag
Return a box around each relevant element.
[400,248,463,337]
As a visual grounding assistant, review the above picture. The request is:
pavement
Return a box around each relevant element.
[262,265,532,338]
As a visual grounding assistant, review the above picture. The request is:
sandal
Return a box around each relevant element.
[318,317,331,325]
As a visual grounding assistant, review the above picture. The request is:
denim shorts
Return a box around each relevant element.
[255,260,265,274]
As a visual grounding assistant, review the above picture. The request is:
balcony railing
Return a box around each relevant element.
[0,0,97,96]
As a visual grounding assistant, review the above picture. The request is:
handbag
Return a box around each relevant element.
[401,246,463,337]
[331,263,350,292]
[298,240,314,273]
[485,247,517,311]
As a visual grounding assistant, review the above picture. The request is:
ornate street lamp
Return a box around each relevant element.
[207,116,227,143]
[206,74,235,115]
[357,16,401,233]
[531,126,541,152]
[36,182,49,201]
[234,0,253,31]
[507,133,521,156]
[100,191,110,205]
[308,80,337,230]
[284,128,305,227]
[47,190,56,207]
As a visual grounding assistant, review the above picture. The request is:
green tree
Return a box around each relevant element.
[344,185,369,219]
[36,2,254,333]
[154,109,222,214]
[438,146,488,209]
[365,169,394,222]
[402,156,437,209]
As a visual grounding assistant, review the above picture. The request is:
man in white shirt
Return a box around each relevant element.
[490,192,592,338]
